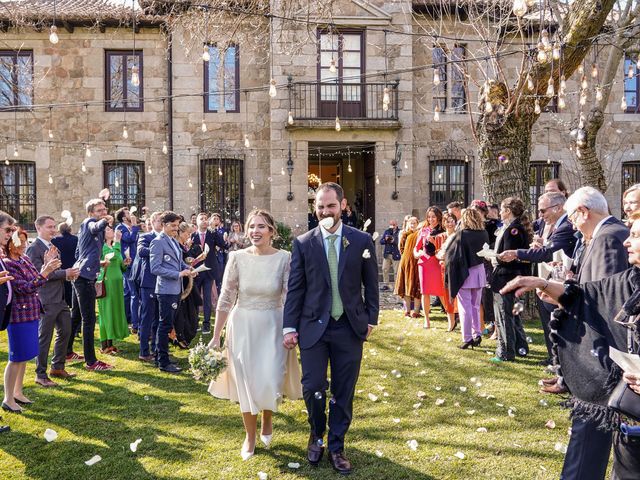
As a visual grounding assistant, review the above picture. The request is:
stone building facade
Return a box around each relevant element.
[0,0,635,233]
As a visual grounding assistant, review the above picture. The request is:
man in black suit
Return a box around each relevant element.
[0,210,16,433]
[188,213,226,334]
[499,192,576,368]
[559,187,629,480]
[283,183,379,475]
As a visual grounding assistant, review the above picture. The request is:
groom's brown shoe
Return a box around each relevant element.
[329,451,352,475]
[307,435,324,466]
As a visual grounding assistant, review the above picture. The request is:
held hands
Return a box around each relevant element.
[623,372,640,395]
[498,250,517,262]
[283,332,299,349]
[0,270,14,285]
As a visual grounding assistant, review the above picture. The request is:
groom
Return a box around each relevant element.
[284,182,379,475]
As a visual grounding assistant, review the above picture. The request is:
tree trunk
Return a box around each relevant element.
[576,109,608,191]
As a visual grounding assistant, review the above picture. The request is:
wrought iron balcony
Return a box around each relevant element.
[287,78,400,125]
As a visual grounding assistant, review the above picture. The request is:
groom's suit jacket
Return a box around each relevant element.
[283,224,379,349]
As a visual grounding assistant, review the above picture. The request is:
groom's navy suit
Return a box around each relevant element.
[284,224,379,453]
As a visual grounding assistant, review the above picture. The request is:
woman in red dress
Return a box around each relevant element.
[413,207,446,329]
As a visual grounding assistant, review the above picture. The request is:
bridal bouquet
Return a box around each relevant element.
[188,340,227,383]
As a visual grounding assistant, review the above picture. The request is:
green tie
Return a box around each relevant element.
[327,234,343,320]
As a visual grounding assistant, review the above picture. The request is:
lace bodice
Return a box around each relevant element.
[217,249,291,312]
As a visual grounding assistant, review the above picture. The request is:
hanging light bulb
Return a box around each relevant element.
[578,64,584,75]
[48,173,53,184]
[552,43,561,61]
[581,75,588,90]
[85,144,91,158]
[433,70,441,86]
[287,111,294,125]
[188,179,193,188]
[201,119,207,132]
[547,157,551,164]
[558,94,566,110]
[534,98,541,114]
[579,90,587,106]
[48,129,53,139]
[4,158,8,166]
[162,140,168,155]
[375,174,380,185]
[537,43,548,63]
[202,44,210,62]
[280,166,285,175]
[526,74,534,91]
[382,86,390,106]
[591,63,598,79]
[512,0,527,17]
[250,178,255,190]
[269,78,277,98]
[403,159,408,169]
[595,86,603,101]
[621,95,628,111]
[244,134,251,148]
[485,101,493,113]
[559,75,566,94]
[335,116,341,132]
[49,24,59,44]
[81,162,87,173]
[541,29,551,51]
[434,105,440,122]
[348,160,352,173]
[13,145,18,157]
[576,129,586,147]
[122,125,128,139]
[578,114,585,129]
[329,58,337,74]
[546,78,555,97]
[147,165,152,174]
[131,65,140,87]
[628,63,635,79]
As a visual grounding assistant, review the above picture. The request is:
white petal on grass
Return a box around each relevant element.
[470,377,477,382]
[545,420,556,429]
[446,338,452,342]
[368,393,379,402]
[376,384,386,391]
[554,442,568,454]
[44,429,58,442]
[466,410,476,415]
[383,392,389,397]
[475,382,483,387]
[413,402,422,409]
[419,370,427,375]
[435,386,442,391]
[130,439,142,452]
[435,398,445,406]
[496,403,504,407]
[459,386,468,392]
[85,455,102,466]
[417,391,427,399]
[539,399,549,407]
[454,451,465,460]
[487,395,496,400]
[258,472,269,480]
[407,439,419,451]
[395,373,402,378]
[507,409,516,418]
[375,450,384,458]
[287,462,301,469]
[393,418,401,424]
[476,427,488,433]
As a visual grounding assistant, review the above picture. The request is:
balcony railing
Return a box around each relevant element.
[287,78,399,121]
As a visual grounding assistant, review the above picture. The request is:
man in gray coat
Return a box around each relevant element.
[27,215,80,387]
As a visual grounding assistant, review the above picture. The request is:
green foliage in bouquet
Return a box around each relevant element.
[273,221,293,251]
[188,340,227,383]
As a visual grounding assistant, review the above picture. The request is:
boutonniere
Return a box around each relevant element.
[342,237,349,249]
[362,249,371,259]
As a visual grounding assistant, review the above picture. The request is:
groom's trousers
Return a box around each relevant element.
[300,314,363,453]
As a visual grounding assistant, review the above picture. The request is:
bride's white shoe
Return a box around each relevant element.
[260,433,272,448]
[240,445,255,461]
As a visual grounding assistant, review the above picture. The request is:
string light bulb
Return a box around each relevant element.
[558,94,566,110]
[269,78,277,98]
[536,42,548,63]
[579,90,587,105]
[485,101,493,113]
[591,63,598,79]
[621,95,628,111]
[628,63,635,79]
[578,114,585,129]
[287,111,294,125]
[581,75,588,90]
[4,158,8,166]
[329,58,337,74]
[546,78,555,97]
[201,119,207,132]
[433,70,441,86]
[147,165,152,174]
[250,178,255,190]
[335,116,341,132]
[131,65,140,87]
[162,141,168,155]
[434,104,440,122]
[13,145,18,157]
[595,86,603,101]
[49,25,59,44]
[547,157,551,164]
[552,43,561,61]
[244,134,251,148]
[218,166,223,176]
[122,125,128,139]
[81,162,87,173]
[559,75,566,94]
[512,0,527,17]
[85,144,91,158]
[281,166,285,175]
[541,29,551,50]
[188,179,193,188]
[534,99,541,115]
[348,160,352,173]
[578,64,584,75]
[48,173,53,184]
[375,174,380,185]
[202,45,210,62]
[526,74,534,91]
[48,129,53,139]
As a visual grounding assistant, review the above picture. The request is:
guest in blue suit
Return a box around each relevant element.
[136,211,162,363]
[283,183,379,475]
[208,213,228,293]
[0,210,16,433]
[72,199,113,371]
[115,207,141,333]
[150,211,196,373]
[499,192,576,366]
[188,213,227,334]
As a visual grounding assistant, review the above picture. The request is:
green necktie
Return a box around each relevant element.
[327,234,343,320]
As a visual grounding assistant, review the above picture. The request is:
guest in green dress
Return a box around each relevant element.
[97,226,130,354]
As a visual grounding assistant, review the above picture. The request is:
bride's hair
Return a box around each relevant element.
[244,209,280,242]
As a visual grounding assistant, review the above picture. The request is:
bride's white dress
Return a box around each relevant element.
[208,249,302,414]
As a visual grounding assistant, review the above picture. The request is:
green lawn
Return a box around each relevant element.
[0,310,573,479]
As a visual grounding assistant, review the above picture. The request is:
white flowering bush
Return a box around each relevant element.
[188,340,227,383]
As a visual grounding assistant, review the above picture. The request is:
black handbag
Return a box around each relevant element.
[608,380,640,422]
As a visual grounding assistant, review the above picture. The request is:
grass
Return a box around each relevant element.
[0,310,574,480]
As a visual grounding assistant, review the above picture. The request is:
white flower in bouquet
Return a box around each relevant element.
[188,340,227,383]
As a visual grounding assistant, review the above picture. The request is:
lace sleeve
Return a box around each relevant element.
[217,251,239,312]
[281,250,291,305]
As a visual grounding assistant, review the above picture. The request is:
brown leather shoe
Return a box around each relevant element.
[329,451,352,475]
[540,376,559,386]
[307,435,325,466]
[139,355,154,363]
[35,377,58,388]
[540,383,569,395]
[49,369,76,379]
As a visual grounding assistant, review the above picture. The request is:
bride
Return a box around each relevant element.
[208,209,302,460]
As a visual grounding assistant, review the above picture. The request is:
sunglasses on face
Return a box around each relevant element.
[538,204,560,215]
[2,227,16,233]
